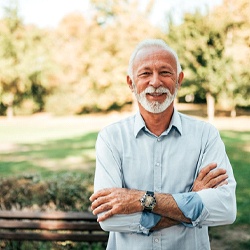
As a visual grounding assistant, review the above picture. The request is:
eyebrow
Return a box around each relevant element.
[137,65,173,72]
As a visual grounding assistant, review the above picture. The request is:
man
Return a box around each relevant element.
[89,39,236,250]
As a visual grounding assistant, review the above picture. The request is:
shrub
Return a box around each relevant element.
[0,172,108,249]
[0,172,94,211]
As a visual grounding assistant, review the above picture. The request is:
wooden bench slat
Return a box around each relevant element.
[0,211,108,243]
[0,220,102,231]
[0,211,96,221]
[0,232,109,242]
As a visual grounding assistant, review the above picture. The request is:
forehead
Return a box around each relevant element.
[133,46,177,71]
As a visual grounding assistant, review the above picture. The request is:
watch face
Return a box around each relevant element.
[145,196,155,208]
[140,192,156,211]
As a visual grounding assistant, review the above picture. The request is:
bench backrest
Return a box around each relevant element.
[0,211,109,242]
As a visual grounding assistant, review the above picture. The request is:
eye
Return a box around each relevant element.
[161,71,173,76]
[138,72,151,77]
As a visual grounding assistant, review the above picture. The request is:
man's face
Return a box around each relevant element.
[130,47,180,114]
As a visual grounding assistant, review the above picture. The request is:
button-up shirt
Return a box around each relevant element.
[94,109,237,250]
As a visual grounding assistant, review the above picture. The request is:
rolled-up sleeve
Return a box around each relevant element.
[172,192,205,227]
[194,126,237,227]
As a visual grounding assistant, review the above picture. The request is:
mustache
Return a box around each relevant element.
[144,86,170,94]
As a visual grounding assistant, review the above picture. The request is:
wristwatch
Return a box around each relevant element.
[140,191,156,212]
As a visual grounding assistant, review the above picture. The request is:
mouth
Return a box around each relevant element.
[147,92,167,97]
[146,92,167,102]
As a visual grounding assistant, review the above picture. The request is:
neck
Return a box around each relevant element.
[139,104,174,136]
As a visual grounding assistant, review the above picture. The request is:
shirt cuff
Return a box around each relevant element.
[139,212,161,235]
[172,192,204,227]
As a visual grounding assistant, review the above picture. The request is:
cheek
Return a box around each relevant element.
[134,80,147,94]
[164,79,177,93]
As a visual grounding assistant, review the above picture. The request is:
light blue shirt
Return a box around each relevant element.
[94,109,236,250]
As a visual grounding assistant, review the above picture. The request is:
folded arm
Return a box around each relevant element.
[90,163,228,232]
[91,128,236,233]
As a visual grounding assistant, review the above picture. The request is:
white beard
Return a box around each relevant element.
[132,82,178,114]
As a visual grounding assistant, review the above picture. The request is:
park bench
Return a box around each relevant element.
[0,210,108,243]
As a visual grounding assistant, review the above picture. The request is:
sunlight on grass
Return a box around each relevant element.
[0,131,98,177]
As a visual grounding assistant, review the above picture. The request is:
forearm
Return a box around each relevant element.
[151,216,180,231]
[154,193,191,224]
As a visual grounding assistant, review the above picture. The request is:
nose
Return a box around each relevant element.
[149,73,162,88]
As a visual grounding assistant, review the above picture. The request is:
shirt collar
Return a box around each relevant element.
[134,108,182,138]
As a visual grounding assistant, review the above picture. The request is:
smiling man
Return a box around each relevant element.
[90,39,236,250]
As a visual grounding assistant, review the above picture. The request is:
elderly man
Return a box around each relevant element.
[90,39,236,250]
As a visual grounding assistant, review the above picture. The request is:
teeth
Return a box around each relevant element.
[148,93,164,96]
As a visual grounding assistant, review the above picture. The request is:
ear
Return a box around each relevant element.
[177,72,184,89]
[127,75,134,92]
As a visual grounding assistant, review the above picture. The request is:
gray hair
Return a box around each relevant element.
[127,39,182,80]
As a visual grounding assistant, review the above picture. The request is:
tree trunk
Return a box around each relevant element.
[230,106,236,117]
[206,92,215,123]
[6,105,14,119]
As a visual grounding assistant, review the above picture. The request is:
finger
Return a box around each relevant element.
[207,173,228,188]
[89,194,96,202]
[202,168,227,185]
[89,188,112,202]
[97,210,114,222]
[91,198,101,210]
[92,202,112,216]
[196,163,217,181]
[91,195,111,210]
[215,180,228,188]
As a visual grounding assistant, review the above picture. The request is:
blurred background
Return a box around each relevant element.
[0,0,249,249]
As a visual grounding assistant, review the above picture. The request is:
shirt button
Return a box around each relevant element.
[156,162,160,167]
[157,138,161,141]
[154,238,159,243]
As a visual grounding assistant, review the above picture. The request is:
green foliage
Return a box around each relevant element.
[0,2,55,117]
[0,173,104,250]
[167,11,229,99]
[0,0,250,117]
[0,173,93,211]
[45,0,162,115]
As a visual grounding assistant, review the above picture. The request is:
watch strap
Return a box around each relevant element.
[146,191,154,196]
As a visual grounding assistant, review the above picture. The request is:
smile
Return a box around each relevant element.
[147,93,166,96]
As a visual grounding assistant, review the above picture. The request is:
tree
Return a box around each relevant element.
[166,0,250,119]
[0,2,53,117]
[167,11,231,122]
[213,0,250,116]
[45,0,163,114]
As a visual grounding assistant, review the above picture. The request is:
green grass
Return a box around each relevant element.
[0,131,98,178]
[207,130,250,250]
[220,131,250,225]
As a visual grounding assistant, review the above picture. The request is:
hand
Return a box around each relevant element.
[89,188,144,222]
[192,163,228,192]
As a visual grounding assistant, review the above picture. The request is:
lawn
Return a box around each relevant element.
[220,131,250,225]
[0,115,249,249]
[0,116,99,177]
[0,131,98,178]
